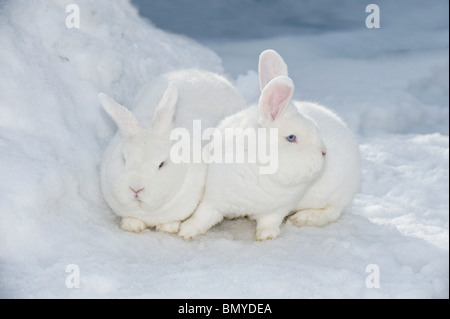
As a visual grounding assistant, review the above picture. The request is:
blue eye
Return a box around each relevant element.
[286,135,297,143]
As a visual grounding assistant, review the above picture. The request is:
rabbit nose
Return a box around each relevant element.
[130,187,145,198]
[322,150,327,157]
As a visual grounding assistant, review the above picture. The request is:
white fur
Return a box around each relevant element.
[179,50,361,241]
[289,100,361,227]
[99,70,246,233]
[179,75,328,241]
[257,50,361,227]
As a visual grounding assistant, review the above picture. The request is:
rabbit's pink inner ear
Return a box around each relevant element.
[268,86,292,121]
[260,77,294,122]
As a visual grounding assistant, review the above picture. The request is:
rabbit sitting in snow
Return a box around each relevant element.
[259,50,361,228]
[179,50,361,241]
[99,70,246,234]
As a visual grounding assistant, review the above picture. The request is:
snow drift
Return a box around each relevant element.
[0,0,221,294]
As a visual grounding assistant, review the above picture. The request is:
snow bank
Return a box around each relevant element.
[0,0,221,292]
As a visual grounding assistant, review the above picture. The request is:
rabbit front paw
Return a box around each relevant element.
[156,221,181,234]
[178,221,205,240]
[120,217,147,233]
[255,225,280,241]
[289,207,342,227]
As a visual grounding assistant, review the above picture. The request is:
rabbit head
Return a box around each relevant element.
[99,83,193,219]
[258,75,327,185]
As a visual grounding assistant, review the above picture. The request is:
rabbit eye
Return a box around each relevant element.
[158,161,165,169]
[286,135,297,143]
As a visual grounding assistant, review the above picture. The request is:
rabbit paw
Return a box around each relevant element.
[255,226,280,241]
[155,221,181,234]
[289,207,342,227]
[120,217,147,233]
[178,221,205,240]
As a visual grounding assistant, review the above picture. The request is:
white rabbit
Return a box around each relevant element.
[99,69,246,234]
[179,50,361,241]
[257,50,361,228]
[179,75,328,241]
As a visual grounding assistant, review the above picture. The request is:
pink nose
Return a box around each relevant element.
[322,151,327,157]
[130,187,144,198]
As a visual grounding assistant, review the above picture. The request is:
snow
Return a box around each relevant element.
[0,0,448,298]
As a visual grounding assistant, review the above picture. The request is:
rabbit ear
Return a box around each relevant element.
[99,93,142,136]
[258,49,288,91]
[259,76,294,122]
[152,82,178,135]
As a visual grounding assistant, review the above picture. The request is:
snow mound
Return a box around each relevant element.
[0,0,221,281]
